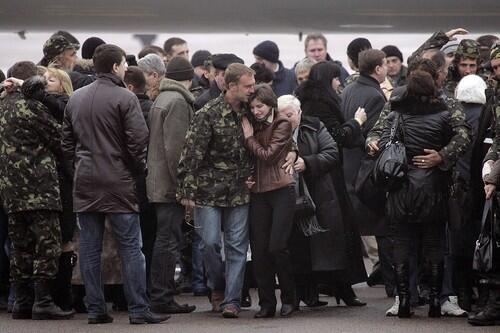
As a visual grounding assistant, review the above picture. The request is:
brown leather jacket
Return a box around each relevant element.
[245,111,294,193]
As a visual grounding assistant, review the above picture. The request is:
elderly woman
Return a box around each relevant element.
[242,84,297,318]
[278,95,366,308]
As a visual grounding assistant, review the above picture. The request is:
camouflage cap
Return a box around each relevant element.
[455,39,479,59]
[43,35,76,60]
[491,42,500,60]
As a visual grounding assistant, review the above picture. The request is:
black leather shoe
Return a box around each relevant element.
[280,304,296,317]
[305,300,328,307]
[152,301,196,314]
[129,311,170,324]
[88,313,114,324]
[254,308,275,318]
[241,295,252,308]
[468,307,500,326]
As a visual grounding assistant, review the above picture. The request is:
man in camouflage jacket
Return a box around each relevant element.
[177,63,255,318]
[0,83,72,319]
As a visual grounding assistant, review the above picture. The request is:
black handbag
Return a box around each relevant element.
[294,174,328,236]
[295,174,316,219]
[373,113,408,190]
[473,199,496,272]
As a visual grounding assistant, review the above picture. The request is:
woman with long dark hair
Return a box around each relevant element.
[294,61,368,306]
[379,69,453,318]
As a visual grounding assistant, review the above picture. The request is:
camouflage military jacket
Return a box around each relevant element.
[488,84,500,160]
[408,31,450,64]
[367,87,471,170]
[177,94,252,207]
[0,92,62,213]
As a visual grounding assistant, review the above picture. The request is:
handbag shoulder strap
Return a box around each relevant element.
[481,198,493,230]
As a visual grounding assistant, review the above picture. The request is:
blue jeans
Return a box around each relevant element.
[78,213,149,318]
[194,205,249,308]
[191,231,207,291]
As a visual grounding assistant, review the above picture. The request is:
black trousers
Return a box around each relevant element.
[149,203,183,306]
[393,222,445,266]
[250,186,296,309]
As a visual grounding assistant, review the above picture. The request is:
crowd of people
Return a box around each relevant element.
[0,27,499,327]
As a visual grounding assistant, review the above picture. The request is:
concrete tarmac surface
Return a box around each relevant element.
[0,285,497,333]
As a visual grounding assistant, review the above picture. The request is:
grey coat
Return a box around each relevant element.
[146,78,195,203]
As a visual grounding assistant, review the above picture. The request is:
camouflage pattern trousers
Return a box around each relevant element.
[8,210,61,282]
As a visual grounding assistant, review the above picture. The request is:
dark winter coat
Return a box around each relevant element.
[194,81,221,110]
[62,73,149,213]
[290,116,367,284]
[341,74,387,235]
[380,95,452,224]
[272,61,297,97]
[136,93,153,126]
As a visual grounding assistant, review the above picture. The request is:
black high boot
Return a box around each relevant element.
[456,259,472,312]
[12,281,33,319]
[32,280,73,320]
[428,263,443,318]
[53,251,77,311]
[394,264,411,318]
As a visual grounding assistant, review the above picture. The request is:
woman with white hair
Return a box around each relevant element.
[278,94,366,309]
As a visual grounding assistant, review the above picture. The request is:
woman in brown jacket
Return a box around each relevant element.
[242,84,296,318]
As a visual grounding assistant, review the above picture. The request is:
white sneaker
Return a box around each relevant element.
[441,296,467,317]
[386,296,399,316]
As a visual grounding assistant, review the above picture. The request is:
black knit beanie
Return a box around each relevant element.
[347,38,372,68]
[166,56,194,81]
[253,40,280,63]
[381,45,403,62]
[82,37,106,59]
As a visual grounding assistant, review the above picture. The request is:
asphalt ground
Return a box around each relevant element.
[0,284,497,333]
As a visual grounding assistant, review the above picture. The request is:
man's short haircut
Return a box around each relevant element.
[224,63,255,86]
[124,66,147,93]
[476,35,499,48]
[358,49,386,76]
[163,37,187,55]
[277,94,301,113]
[430,51,446,72]
[137,53,166,76]
[7,61,37,80]
[304,33,327,49]
[295,57,317,76]
[93,44,126,74]
[138,45,166,59]
[0,69,5,83]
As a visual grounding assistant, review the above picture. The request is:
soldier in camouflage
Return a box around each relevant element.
[0,73,73,320]
[443,39,481,96]
[470,42,500,327]
[177,63,255,318]
[484,43,500,162]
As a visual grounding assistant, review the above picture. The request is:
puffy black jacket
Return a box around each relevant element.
[380,92,453,223]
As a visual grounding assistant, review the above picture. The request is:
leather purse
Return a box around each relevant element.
[473,199,496,272]
[294,174,316,219]
[373,113,408,190]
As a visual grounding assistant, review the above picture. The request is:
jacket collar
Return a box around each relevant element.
[357,74,386,100]
[158,78,195,104]
[97,73,126,88]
